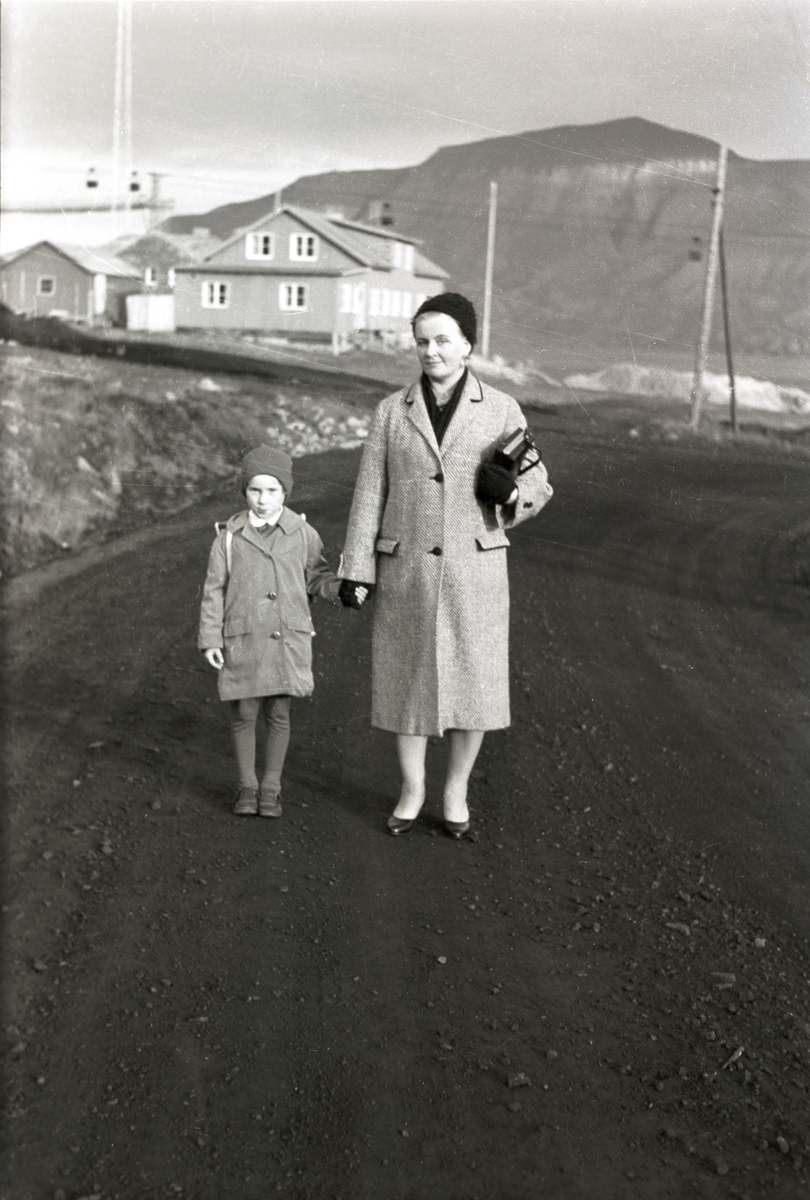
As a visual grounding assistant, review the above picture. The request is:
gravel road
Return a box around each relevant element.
[3,404,809,1200]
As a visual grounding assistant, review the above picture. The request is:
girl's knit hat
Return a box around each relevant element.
[412,292,477,347]
[239,444,293,496]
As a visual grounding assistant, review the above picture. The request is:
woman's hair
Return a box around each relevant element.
[412,292,477,347]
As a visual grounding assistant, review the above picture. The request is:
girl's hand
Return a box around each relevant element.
[204,648,224,670]
[339,580,374,609]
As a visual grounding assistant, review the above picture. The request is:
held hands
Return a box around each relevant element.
[339,579,373,610]
[203,581,372,671]
[476,463,519,506]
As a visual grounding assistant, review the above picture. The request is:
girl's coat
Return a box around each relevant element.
[198,507,340,701]
[340,374,553,736]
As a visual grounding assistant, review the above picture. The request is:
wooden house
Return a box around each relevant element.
[0,241,142,325]
[172,205,447,345]
[105,231,199,291]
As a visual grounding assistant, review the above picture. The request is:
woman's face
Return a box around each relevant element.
[413,312,471,385]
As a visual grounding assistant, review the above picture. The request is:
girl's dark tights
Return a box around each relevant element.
[230,695,291,792]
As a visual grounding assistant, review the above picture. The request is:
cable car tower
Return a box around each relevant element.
[2,0,172,231]
[111,0,133,234]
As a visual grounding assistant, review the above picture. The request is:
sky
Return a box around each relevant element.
[1,0,809,249]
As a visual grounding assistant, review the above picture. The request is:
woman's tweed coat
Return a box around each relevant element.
[340,373,553,735]
[198,508,340,702]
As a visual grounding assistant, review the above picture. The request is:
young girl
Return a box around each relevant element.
[198,445,365,817]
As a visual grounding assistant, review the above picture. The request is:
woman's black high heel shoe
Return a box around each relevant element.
[387,814,416,836]
[387,800,424,836]
[444,818,471,839]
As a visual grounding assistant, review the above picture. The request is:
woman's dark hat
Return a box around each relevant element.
[239,444,293,496]
[413,292,477,348]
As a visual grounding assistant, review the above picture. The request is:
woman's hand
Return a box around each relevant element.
[204,647,224,670]
[339,579,373,609]
[476,463,519,506]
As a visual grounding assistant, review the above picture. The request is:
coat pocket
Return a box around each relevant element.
[283,621,315,637]
[475,529,511,551]
[223,615,251,636]
[375,537,400,555]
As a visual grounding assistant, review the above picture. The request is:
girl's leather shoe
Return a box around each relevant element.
[233,787,259,816]
[444,819,471,839]
[259,791,282,818]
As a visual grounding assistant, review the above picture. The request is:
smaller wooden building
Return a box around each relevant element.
[105,231,198,291]
[0,241,141,325]
[173,205,447,345]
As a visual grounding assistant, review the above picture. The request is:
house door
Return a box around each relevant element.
[352,283,366,330]
[93,274,107,317]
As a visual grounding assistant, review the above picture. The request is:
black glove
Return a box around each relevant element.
[476,463,517,506]
[339,579,374,609]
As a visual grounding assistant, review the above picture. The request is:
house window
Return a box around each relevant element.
[167,268,176,288]
[339,283,353,314]
[391,242,415,271]
[279,283,308,312]
[401,291,413,319]
[380,289,391,317]
[37,276,56,296]
[368,289,380,317]
[390,290,401,318]
[144,267,157,286]
[201,280,230,308]
[352,286,365,316]
[289,233,318,261]
[246,232,275,260]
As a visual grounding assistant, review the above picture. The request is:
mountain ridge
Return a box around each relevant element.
[163,117,809,357]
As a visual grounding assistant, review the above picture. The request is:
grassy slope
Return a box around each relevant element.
[0,346,383,577]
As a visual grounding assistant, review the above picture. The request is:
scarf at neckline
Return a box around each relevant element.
[420,367,468,445]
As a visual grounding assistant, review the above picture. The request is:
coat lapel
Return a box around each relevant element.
[439,372,484,456]
[403,382,442,460]
[239,520,270,556]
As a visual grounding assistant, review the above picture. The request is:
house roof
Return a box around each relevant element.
[103,232,199,271]
[205,204,448,278]
[323,213,421,244]
[56,243,139,278]
[174,264,351,278]
[0,245,31,268]
[411,249,448,280]
[0,240,138,279]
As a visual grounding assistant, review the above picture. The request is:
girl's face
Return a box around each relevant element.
[245,474,285,521]
[413,312,471,386]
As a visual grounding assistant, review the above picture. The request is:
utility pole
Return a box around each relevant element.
[718,227,737,433]
[123,0,133,216]
[689,145,728,430]
[111,0,125,232]
[111,0,133,235]
[481,180,498,360]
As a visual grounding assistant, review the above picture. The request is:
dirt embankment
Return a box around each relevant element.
[0,345,386,577]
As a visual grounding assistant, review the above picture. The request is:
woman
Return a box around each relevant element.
[340,293,553,837]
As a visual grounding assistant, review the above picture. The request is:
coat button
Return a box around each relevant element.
[271,631,281,639]
[267,592,277,599]
[430,546,442,556]
[433,472,444,482]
